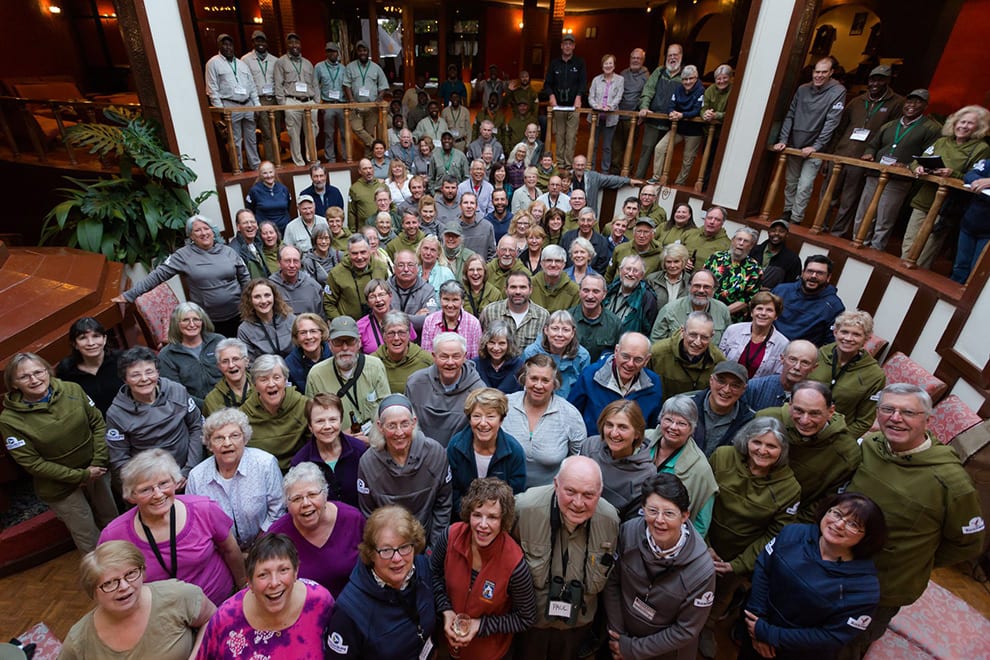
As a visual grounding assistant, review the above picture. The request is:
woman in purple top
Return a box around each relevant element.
[268,462,365,598]
[357,279,418,354]
[98,448,247,606]
[290,393,368,507]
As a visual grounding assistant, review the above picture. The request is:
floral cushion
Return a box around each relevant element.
[864,334,889,360]
[929,394,983,445]
[14,622,62,659]
[865,629,932,660]
[881,352,948,403]
[134,282,179,350]
[880,580,990,659]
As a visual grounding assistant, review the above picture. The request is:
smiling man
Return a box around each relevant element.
[405,333,484,447]
[749,218,801,289]
[323,234,390,320]
[771,255,845,346]
[704,226,763,322]
[269,244,324,317]
[687,361,755,457]
[531,245,580,313]
[650,311,726,397]
[480,271,549,349]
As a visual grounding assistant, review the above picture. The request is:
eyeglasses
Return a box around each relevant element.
[219,356,245,366]
[212,431,244,444]
[617,352,648,366]
[644,507,681,521]
[98,567,143,593]
[134,479,175,498]
[826,508,865,534]
[661,415,691,430]
[877,405,926,419]
[179,317,203,325]
[375,543,415,559]
[382,420,414,433]
[714,375,745,392]
[385,330,409,338]
[288,489,326,505]
[15,369,48,383]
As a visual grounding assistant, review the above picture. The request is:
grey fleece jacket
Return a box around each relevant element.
[269,270,325,318]
[388,275,437,333]
[404,362,484,447]
[580,437,657,519]
[778,78,847,151]
[456,217,497,261]
[157,332,224,410]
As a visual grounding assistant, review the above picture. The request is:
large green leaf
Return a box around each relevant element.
[76,218,104,253]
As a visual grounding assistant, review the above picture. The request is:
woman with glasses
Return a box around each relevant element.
[157,302,225,411]
[285,313,332,391]
[290,393,368,508]
[60,540,215,659]
[204,339,252,416]
[358,279,418,354]
[239,354,309,472]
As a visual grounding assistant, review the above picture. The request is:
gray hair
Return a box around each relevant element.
[368,404,418,451]
[541,244,567,262]
[663,242,690,262]
[433,331,467,354]
[438,280,465,299]
[880,383,933,416]
[682,64,699,78]
[282,461,328,500]
[659,395,699,433]
[479,321,521,360]
[714,64,733,77]
[685,310,714,328]
[216,338,249,364]
[581,272,607,291]
[732,417,789,466]
[202,407,253,447]
[348,233,370,249]
[382,310,411,330]
[619,254,646,275]
[733,226,759,242]
[185,214,217,238]
[120,449,182,500]
[250,354,289,382]
[568,237,596,261]
[168,302,214,345]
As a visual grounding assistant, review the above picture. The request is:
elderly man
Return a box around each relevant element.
[282,194,327,252]
[343,40,389,158]
[480,271,550,349]
[650,269,732,344]
[274,32,318,167]
[441,92,471,150]
[467,119,506,163]
[506,100,537,149]
[561,187,588,233]
[456,160,495,217]
[545,33,588,168]
[405,332,484,446]
[772,57,847,225]
[440,223,478,280]
[561,207,611,273]
[206,33,260,172]
[746,339,820,410]
[388,128,416,169]
[749,218,801,289]
[387,249,434,333]
[638,185,668,228]
[684,206,731,267]
[451,191,496,260]
[771,255,845,346]
[603,254,659,336]
[704,226,763,322]
[300,164,344,218]
[650,311,726,397]
[231,209,269,279]
[531,245,581,313]
[611,48,649,175]
[486,235,528,291]
[537,175,572,213]
[570,154,633,210]
[372,310,434,395]
[649,64,706,186]
[689,361,755,457]
[323,234,391,319]
[514,455,620,658]
[241,30,278,162]
[635,43,683,178]
[569,332,663,434]
[347,160,380,232]
[606,218,662,283]
[269,244,324,317]
[314,41,345,162]
[569,273,622,362]
[431,135,470,193]
[842,384,985,657]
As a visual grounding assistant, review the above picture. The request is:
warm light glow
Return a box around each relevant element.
[518,20,524,29]
[49,4,62,13]
[253,16,263,23]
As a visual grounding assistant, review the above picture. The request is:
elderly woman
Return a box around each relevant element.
[114,215,250,338]
[645,395,718,538]
[246,160,292,232]
[373,210,399,248]
[290,393,369,507]
[158,302,224,411]
[373,311,435,396]
[98,449,247,605]
[417,234,456,297]
[522,310,591,398]
[259,220,283,275]
[60,541,215,659]
[186,408,285,550]
[650,64,706,186]
[308,225,341,275]
[511,166,541,214]
[56,316,123,415]
[462,253,503,318]
[239,353,309,472]
[237,278,297,360]
[268,462,365,597]
[473,321,525,394]
[196,533,334,658]
[357,394,452,549]
[285,313,332,391]
[645,242,691,309]
[431,478,537,658]
[1,353,118,553]
[420,280,483,359]
[106,346,202,481]
[580,399,655,520]
[743,494,886,660]
[446,388,527,512]
[807,310,886,439]
[364,223,395,276]
[588,53,624,172]
[603,473,716,660]
[719,291,789,379]
[656,202,700,247]
[358,279,417,354]
[327,506,436,660]
[506,143,529,190]
[566,236,598,285]
[204,338,252,416]
[502,354,587,488]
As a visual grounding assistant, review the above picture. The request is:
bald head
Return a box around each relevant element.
[781,339,820,387]
[554,456,604,529]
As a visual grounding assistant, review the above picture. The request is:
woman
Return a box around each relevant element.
[363,224,395,274]
[522,310,591,398]
[98,449,247,606]
[412,135,434,183]
[502,354,587,488]
[290,393,369,508]
[285,313,332,391]
[650,64,706,186]
[489,161,513,199]
[417,234,456,297]
[645,395,718,538]
[60,540,215,660]
[268,462,365,597]
[462,252,503,318]
[358,279,417,354]
[420,280,483,359]
[520,225,547,274]
[431,479,537,659]
[419,194,443,238]
[506,143,528,191]
[106,346,202,480]
[204,338,252,416]
[566,236,598,285]
[237,278,296,360]
[807,310,886,439]
[743,494,886,660]
[603,473,716,660]
[308,225,341,275]
[158,302,224,411]
[245,160,292,233]
[371,139,391,180]
[657,202,700,247]
[386,157,412,204]
[114,215,250,338]
[240,353,309,472]
[511,166,541,214]
[56,316,123,416]
[1,353,117,553]
[446,388,527,512]
[644,242,690,309]
[508,210,533,244]
[527,199,548,231]
[473,321,525,395]
[719,291,789,379]
[186,408,286,550]
[542,207,566,246]
[373,311,435,395]
[326,206,350,252]
[259,220,283,275]
[373,210,399,247]
[327,506,436,660]
[196,533,334,658]
[581,399,654,520]
[903,104,990,268]
[588,53,624,173]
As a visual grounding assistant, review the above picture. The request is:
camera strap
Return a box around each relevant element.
[548,495,590,592]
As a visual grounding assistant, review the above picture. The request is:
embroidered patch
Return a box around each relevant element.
[765,537,776,555]
[785,501,800,515]
[482,580,496,600]
[962,517,985,535]
[832,102,845,110]
[5,437,26,451]
[106,428,123,442]
[694,591,714,607]
[187,398,197,413]
[847,615,872,631]
[86,396,96,407]
[356,478,369,494]
[326,632,349,654]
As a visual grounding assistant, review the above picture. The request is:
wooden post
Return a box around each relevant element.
[903,184,948,268]
[0,104,20,158]
[21,104,47,163]
[223,109,241,174]
[344,108,353,164]
[379,102,388,141]
[621,116,636,177]
[586,110,597,167]
[659,119,677,186]
[759,152,788,222]
[303,107,318,166]
[852,171,889,247]
[267,109,281,168]
[810,161,842,233]
[694,125,716,192]
[546,105,554,165]
[52,103,78,165]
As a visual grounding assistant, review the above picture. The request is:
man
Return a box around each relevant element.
[514,456,619,657]
[306,316,391,437]
[479,271,550,349]
[683,206,731,268]
[569,332,662,433]
[434,174,463,226]
[269,244,324,317]
[407,90,430,135]
[440,63,467,107]
[456,160,495,217]
[467,119,505,163]
[703,227,763,322]
[282,194,328,252]
[650,269,731,344]
[537,175,571,213]
[397,174,427,218]
[771,255,845,346]
[230,209,269,279]
[843,383,984,657]
[638,184,668,228]
[346,160,380,232]
[561,188,588,233]
[414,100,450,143]
[569,154,633,211]
[440,92,471,151]
[373,310,434,395]
[485,189,512,243]
[505,99,538,150]
[431,134,470,193]
[611,48,649,175]
[386,211,425,260]
[401,72,428,124]
[241,30,278,161]
[520,122,546,167]
[300,164,344,218]
[405,333,484,446]
[854,89,941,250]
[206,34,260,171]
[440,223,477,280]
[603,254,659,336]
[480,64,505,112]
[605,218,662,283]
[486,235,528,293]
[635,43,683,178]
[569,273,622,362]
[772,57,847,225]
[313,42,345,161]
[749,218,801,289]
[387,249,435,333]
[531,245,581,313]
[323,234,391,319]
[745,339,819,410]
[274,32,318,167]
[388,128,416,169]
[561,207,611,274]
[452,191,496,261]
[544,34,587,168]
[650,311,726,397]
[343,40,389,158]
[689,361,755,457]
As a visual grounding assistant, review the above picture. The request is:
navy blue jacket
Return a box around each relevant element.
[472,356,524,395]
[770,280,845,347]
[961,159,990,239]
[568,355,664,434]
[285,341,332,392]
[670,79,706,137]
[246,180,292,232]
[446,426,527,514]
[301,183,345,218]
[691,388,755,457]
[290,432,368,508]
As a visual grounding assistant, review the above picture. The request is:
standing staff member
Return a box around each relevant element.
[207,34,260,172]
[344,41,390,159]
[544,34,587,169]
[274,32,318,167]
[242,30,279,162]
[315,42,346,162]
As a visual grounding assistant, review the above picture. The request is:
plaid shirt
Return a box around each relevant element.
[420,309,483,358]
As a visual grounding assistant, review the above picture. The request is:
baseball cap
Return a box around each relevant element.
[561,34,575,43]
[634,216,656,228]
[328,316,360,340]
[869,65,892,78]
[906,89,930,102]
[770,218,790,230]
[217,33,233,44]
[252,30,267,41]
[297,194,315,206]
[713,361,749,385]
[442,223,463,236]
[325,42,340,52]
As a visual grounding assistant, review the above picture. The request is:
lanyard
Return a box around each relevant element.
[258,56,269,79]
[324,61,340,85]
[547,495,590,590]
[370,315,384,346]
[890,118,920,151]
[226,58,238,77]
[442,149,454,172]
[258,316,282,355]
[356,61,370,86]
[863,97,885,121]
[222,380,250,409]
[397,589,427,643]
[450,106,462,125]
[466,288,482,317]
[291,57,303,78]
[442,311,462,333]
[139,506,178,579]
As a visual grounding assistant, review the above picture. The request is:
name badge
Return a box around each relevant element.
[262,83,274,95]
[547,600,572,618]
[359,87,371,98]
[450,130,460,137]
[879,155,897,165]
[418,639,434,660]
[850,128,870,141]
[233,85,247,95]
[631,597,656,621]
[328,90,341,101]
[295,81,308,93]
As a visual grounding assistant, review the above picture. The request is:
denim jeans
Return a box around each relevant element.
[783,155,822,224]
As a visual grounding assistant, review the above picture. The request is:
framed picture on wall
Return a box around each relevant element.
[850,12,867,36]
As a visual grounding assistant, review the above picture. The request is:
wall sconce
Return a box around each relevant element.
[562,28,573,34]
[518,20,525,29]
[253,16,263,23]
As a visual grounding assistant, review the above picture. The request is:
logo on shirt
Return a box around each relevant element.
[445,466,452,483]
[847,615,872,631]
[326,632,349,654]
[765,537,776,555]
[482,580,496,600]
[963,517,985,535]
[356,478,369,494]
[5,437,25,451]
[785,501,801,515]
[832,101,845,110]
[694,591,714,608]
[86,396,95,407]
[187,398,197,413]
[106,428,123,442]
